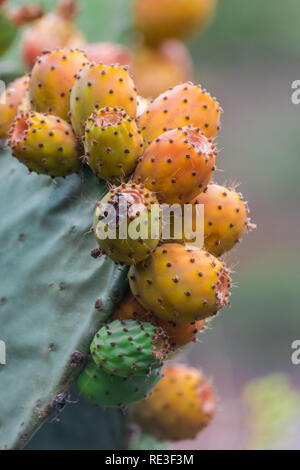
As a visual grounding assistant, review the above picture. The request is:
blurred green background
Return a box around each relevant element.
[1,0,300,450]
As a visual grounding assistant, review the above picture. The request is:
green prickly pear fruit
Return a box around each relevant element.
[70,63,138,137]
[138,82,221,143]
[0,75,29,140]
[129,243,231,323]
[93,183,161,265]
[90,319,169,377]
[8,111,81,177]
[83,106,144,181]
[131,365,215,441]
[77,359,162,408]
[29,48,88,121]
[134,127,217,205]
[174,184,256,256]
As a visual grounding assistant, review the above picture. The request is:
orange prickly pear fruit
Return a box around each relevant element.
[29,48,88,122]
[131,365,216,441]
[133,0,217,45]
[138,82,221,143]
[0,75,29,139]
[133,40,193,99]
[21,0,85,69]
[83,106,144,181]
[93,183,161,265]
[134,127,217,205]
[8,111,81,177]
[112,292,205,350]
[174,184,256,256]
[129,243,231,323]
[70,63,138,137]
[83,42,134,72]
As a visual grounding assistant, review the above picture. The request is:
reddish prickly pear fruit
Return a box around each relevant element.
[175,184,255,256]
[133,0,217,45]
[138,82,221,143]
[5,3,43,27]
[70,63,138,137]
[0,75,29,139]
[112,292,205,350]
[84,42,134,72]
[133,40,193,99]
[131,365,215,441]
[83,107,144,181]
[129,243,231,323]
[93,183,161,265]
[8,111,81,177]
[21,0,85,69]
[29,48,88,121]
[134,127,217,205]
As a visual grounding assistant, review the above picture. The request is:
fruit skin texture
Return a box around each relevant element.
[84,42,134,72]
[134,127,217,205]
[131,365,215,441]
[0,75,29,139]
[94,183,161,265]
[138,82,221,142]
[133,40,193,99]
[77,359,162,408]
[112,292,205,350]
[175,184,255,256]
[29,48,88,122]
[21,0,85,69]
[129,243,231,323]
[84,107,144,181]
[90,319,168,378]
[133,0,217,45]
[70,63,138,137]
[8,111,81,177]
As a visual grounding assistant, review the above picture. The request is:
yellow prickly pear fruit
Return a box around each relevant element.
[129,243,231,323]
[131,365,215,441]
[0,75,29,139]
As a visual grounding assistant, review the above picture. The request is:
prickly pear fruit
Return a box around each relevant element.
[133,40,193,99]
[70,63,138,137]
[90,319,169,377]
[84,42,134,72]
[174,184,255,256]
[131,365,215,441]
[8,111,81,177]
[134,127,217,205]
[129,243,231,323]
[5,3,43,27]
[77,359,162,408]
[29,48,88,121]
[138,82,221,142]
[137,96,150,117]
[93,183,161,265]
[21,0,85,69]
[112,293,205,350]
[0,75,29,139]
[133,0,217,45]
[83,107,144,181]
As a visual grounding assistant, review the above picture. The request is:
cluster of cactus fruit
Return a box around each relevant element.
[1,0,255,444]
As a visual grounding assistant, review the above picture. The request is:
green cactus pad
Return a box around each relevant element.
[90,320,169,377]
[77,359,162,408]
[0,149,128,450]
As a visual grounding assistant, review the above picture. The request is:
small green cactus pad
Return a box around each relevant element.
[84,106,144,181]
[93,183,161,265]
[77,359,162,408]
[90,320,169,377]
[0,149,128,450]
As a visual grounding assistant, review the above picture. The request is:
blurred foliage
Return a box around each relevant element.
[129,432,170,451]
[242,374,300,449]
